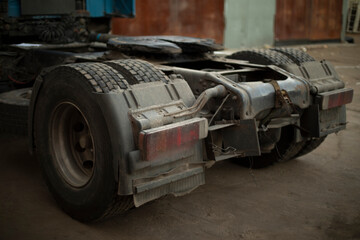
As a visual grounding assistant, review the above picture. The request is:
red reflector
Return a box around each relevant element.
[139,118,208,161]
[319,88,353,110]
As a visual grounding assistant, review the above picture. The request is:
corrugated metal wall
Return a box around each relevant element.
[112,0,225,44]
[275,0,344,44]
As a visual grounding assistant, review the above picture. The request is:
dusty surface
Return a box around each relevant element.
[1,36,360,240]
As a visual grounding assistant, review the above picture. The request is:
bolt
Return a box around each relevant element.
[79,136,88,149]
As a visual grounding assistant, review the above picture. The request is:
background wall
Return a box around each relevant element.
[224,0,276,48]
[342,0,349,42]
[112,0,349,49]
[112,0,225,44]
[275,0,344,45]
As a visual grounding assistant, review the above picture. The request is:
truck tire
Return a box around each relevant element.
[228,49,305,168]
[227,49,294,66]
[239,126,306,168]
[270,47,315,65]
[269,48,327,158]
[105,59,169,85]
[0,88,31,135]
[296,136,326,158]
[34,62,133,222]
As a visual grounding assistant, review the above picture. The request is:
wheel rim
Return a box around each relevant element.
[50,102,95,188]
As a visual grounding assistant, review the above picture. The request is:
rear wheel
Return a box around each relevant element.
[50,102,96,187]
[270,48,326,157]
[34,63,133,222]
[239,126,306,168]
[105,59,169,84]
[295,137,326,158]
[228,49,306,168]
[270,47,315,65]
[227,49,294,66]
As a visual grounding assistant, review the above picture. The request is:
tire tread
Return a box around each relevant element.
[270,47,315,65]
[69,62,128,93]
[228,49,294,66]
[295,137,326,158]
[105,59,169,85]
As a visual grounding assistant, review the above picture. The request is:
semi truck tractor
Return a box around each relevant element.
[0,0,353,222]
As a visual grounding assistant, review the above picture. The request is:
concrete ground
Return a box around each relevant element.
[1,36,360,240]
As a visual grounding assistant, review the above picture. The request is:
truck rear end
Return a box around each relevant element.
[0,0,353,222]
[21,39,351,221]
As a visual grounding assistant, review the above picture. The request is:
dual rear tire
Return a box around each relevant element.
[228,48,325,168]
[33,60,166,222]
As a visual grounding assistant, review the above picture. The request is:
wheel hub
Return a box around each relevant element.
[50,102,95,188]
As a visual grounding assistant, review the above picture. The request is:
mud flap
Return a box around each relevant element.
[133,165,205,207]
[130,117,208,207]
[301,104,347,138]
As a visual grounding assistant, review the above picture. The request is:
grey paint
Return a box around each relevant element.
[224,0,276,49]
[342,0,349,41]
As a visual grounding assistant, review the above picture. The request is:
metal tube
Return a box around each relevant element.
[170,85,227,118]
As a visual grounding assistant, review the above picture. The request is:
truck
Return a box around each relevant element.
[0,0,353,222]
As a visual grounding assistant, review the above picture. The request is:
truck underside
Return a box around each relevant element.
[0,27,353,221]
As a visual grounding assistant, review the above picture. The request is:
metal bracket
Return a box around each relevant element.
[266,79,294,114]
